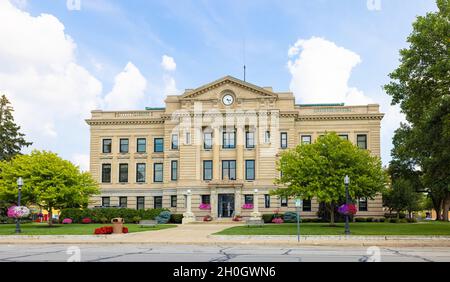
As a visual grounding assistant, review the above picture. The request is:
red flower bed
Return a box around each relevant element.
[122,227,129,234]
[94,226,113,235]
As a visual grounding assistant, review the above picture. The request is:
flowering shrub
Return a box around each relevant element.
[338,204,357,216]
[272,217,284,224]
[203,215,213,222]
[242,203,253,209]
[199,203,211,210]
[62,218,73,224]
[7,206,30,218]
[94,226,113,235]
[122,227,129,234]
[82,217,92,224]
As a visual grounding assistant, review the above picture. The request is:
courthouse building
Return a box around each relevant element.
[86,76,384,220]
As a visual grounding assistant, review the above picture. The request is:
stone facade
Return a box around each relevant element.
[86,76,384,220]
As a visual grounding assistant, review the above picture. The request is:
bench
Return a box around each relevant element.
[245,219,264,227]
[139,220,158,228]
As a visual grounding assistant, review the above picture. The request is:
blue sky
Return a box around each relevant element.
[0,0,438,170]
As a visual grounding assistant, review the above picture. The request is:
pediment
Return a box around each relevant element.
[180,76,278,100]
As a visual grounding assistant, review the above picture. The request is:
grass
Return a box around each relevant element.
[215,222,450,236]
[0,223,177,235]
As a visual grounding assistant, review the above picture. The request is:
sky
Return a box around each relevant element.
[0,0,438,171]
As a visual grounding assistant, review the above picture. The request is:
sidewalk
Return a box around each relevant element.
[1,224,450,247]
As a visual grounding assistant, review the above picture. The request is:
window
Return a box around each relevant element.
[245,160,255,181]
[281,132,288,149]
[154,196,163,209]
[154,138,164,152]
[102,197,110,207]
[244,195,254,205]
[185,132,191,145]
[171,160,178,181]
[137,138,146,153]
[358,198,368,211]
[101,164,111,183]
[265,131,271,144]
[281,196,288,207]
[222,130,236,149]
[119,138,129,153]
[119,197,127,208]
[171,134,179,150]
[339,134,348,140]
[246,131,255,148]
[301,135,311,145]
[303,199,312,212]
[201,195,210,205]
[153,163,163,182]
[136,163,146,183]
[357,134,367,149]
[222,160,236,180]
[137,197,145,210]
[102,139,112,153]
[119,164,128,183]
[203,160,213,181]
[204,132,213,150]
[264,194,271,208]
[171,195,177,208]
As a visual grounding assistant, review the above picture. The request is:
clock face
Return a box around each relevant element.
[222,94,234,106]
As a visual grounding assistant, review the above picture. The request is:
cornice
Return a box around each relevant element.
[85,119,164,126]
[296,114,384,121]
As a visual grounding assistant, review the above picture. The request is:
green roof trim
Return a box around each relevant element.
[145,107,166,111]
[296,103,344,107]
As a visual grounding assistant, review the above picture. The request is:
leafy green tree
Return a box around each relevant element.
[383,178,424,219]
[0,94,32,161]
[0,150,99,226]
[272,133,387,225]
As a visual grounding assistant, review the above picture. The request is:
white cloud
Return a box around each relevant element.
[163,74,178,95]
[72,153,90,172]
[287,37,372,105]
[0,0,102,142]
[161,55,176,71]
[103,62,147,110]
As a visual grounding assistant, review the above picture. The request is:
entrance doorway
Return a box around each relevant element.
[218,194,235,218]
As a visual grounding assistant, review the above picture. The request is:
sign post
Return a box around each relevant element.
[295,198,302,242]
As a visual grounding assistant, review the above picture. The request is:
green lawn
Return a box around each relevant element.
[0,223,177,235]
[215,222,450,236]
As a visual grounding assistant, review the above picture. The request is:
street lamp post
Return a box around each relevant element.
[16,177,23,234]
[344,175,350,235]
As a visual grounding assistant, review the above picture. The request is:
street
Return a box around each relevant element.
[0,244,449,262]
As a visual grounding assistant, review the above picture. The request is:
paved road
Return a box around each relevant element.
[0,244,449,262]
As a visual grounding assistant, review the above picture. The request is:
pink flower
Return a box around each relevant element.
[199,203,211,210]
[242,204,254,209]
[62,218,73,224]
[272,217,284,224]
[7,206,30,218]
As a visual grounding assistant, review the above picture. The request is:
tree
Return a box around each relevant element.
[0,150,99,226]
[0,94,32,161]
[384,0,450,220]
[272,133,387,225]
[383,178,424,219]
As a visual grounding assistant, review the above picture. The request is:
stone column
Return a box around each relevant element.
[236,124,244,180]
[211,189,218,218]
[250,188,262,220]
[182,189,196,224]
[213,126,220,181]
[234,188,242,216]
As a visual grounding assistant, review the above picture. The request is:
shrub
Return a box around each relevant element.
[272,217,284,224]
[262,214,274,223]
[389,218,400,223]
[355,217,366,222]
[59,207,169,223]
[384,213,406,219]
[301,218,324,223]
[170,214,183,224]
[99,217,109,224]
[155,211,171,224]
[62,218,72,224]
[283,212,299,223]
[132,216,142,224]
[82,218,92,224]
[406,218,417,223]
[378,218,385,222]
[399,218,408,223]
[366,217,374,222]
